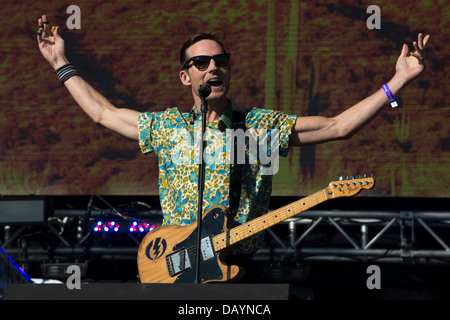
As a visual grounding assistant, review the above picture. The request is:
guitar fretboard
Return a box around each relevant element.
[212,188,330,251]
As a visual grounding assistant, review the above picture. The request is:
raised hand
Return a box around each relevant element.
[36,14,68,69]
[395,33,431,84]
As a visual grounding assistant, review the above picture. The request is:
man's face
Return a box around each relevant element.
[179,39,231,106]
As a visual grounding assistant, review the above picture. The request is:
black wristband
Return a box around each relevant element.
[55,63,80,84]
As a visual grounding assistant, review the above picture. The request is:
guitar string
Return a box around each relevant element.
[212,189,329,248]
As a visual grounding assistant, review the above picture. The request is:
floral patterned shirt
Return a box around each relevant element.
[137,102,297,253]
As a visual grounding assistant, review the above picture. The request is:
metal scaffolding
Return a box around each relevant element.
[256,210,450,264]
[2,206,450,281]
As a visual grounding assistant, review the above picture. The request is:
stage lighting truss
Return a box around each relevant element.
[256,210,450,265]
[3,209,450,272]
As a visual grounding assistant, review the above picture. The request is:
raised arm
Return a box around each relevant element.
[36,15,140,140]
[290,33,430,146]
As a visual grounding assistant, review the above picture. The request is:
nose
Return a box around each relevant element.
[206,58,218,72]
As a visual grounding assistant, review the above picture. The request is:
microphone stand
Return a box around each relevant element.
[195,83,211,284]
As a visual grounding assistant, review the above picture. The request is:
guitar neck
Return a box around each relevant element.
[212,187,330,251]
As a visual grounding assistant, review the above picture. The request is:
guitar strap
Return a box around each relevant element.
[228,109,247,218]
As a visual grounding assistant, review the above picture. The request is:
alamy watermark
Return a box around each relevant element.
[366,5,381,30]
[66,265,81,290]
[169,126,280,175]
[66,5,81,30]
[366,265,381,290]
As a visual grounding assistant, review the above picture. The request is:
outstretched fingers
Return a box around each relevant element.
[411,33,430,62]
[42,15,51,37]
[418,33,430,50]
[36,15,51,44]
[36,18,44,43]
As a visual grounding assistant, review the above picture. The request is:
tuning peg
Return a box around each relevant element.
[351,176,355,179]
[338,176,343,181]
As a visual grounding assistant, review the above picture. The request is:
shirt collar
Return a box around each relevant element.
[188,100,233,131]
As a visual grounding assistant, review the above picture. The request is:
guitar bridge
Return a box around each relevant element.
[166,249,191,277]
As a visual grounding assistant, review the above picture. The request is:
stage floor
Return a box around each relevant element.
[2,283,293,300]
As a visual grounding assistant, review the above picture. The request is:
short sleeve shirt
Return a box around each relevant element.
[137,102,297,253]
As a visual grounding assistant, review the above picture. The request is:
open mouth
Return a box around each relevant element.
[206,78,223,87]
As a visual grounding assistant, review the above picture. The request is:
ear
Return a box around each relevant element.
[179,70,191,86]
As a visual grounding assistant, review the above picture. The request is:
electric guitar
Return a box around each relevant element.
[137,176,375,283]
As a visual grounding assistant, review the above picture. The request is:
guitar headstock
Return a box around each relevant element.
[326,175,375,198]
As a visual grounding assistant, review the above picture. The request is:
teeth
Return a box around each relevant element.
[207,79,222,86]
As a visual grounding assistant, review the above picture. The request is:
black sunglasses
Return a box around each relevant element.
[181,53,231,71]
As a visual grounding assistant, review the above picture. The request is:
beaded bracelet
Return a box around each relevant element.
[55,63,80,84]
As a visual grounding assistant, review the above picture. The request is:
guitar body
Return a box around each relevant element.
[137,205,243,284]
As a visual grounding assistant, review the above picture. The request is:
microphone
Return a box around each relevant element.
[198,83,212,98]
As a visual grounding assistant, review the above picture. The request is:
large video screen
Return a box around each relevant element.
[1,0,448,197]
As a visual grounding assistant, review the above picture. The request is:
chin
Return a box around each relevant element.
[207,90,227,101]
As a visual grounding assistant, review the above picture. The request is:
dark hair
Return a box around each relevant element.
[179,33,226,68]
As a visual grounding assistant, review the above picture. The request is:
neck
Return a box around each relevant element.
[196,97,228,122]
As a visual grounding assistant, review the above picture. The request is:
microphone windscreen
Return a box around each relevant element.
[198,83,212,98]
